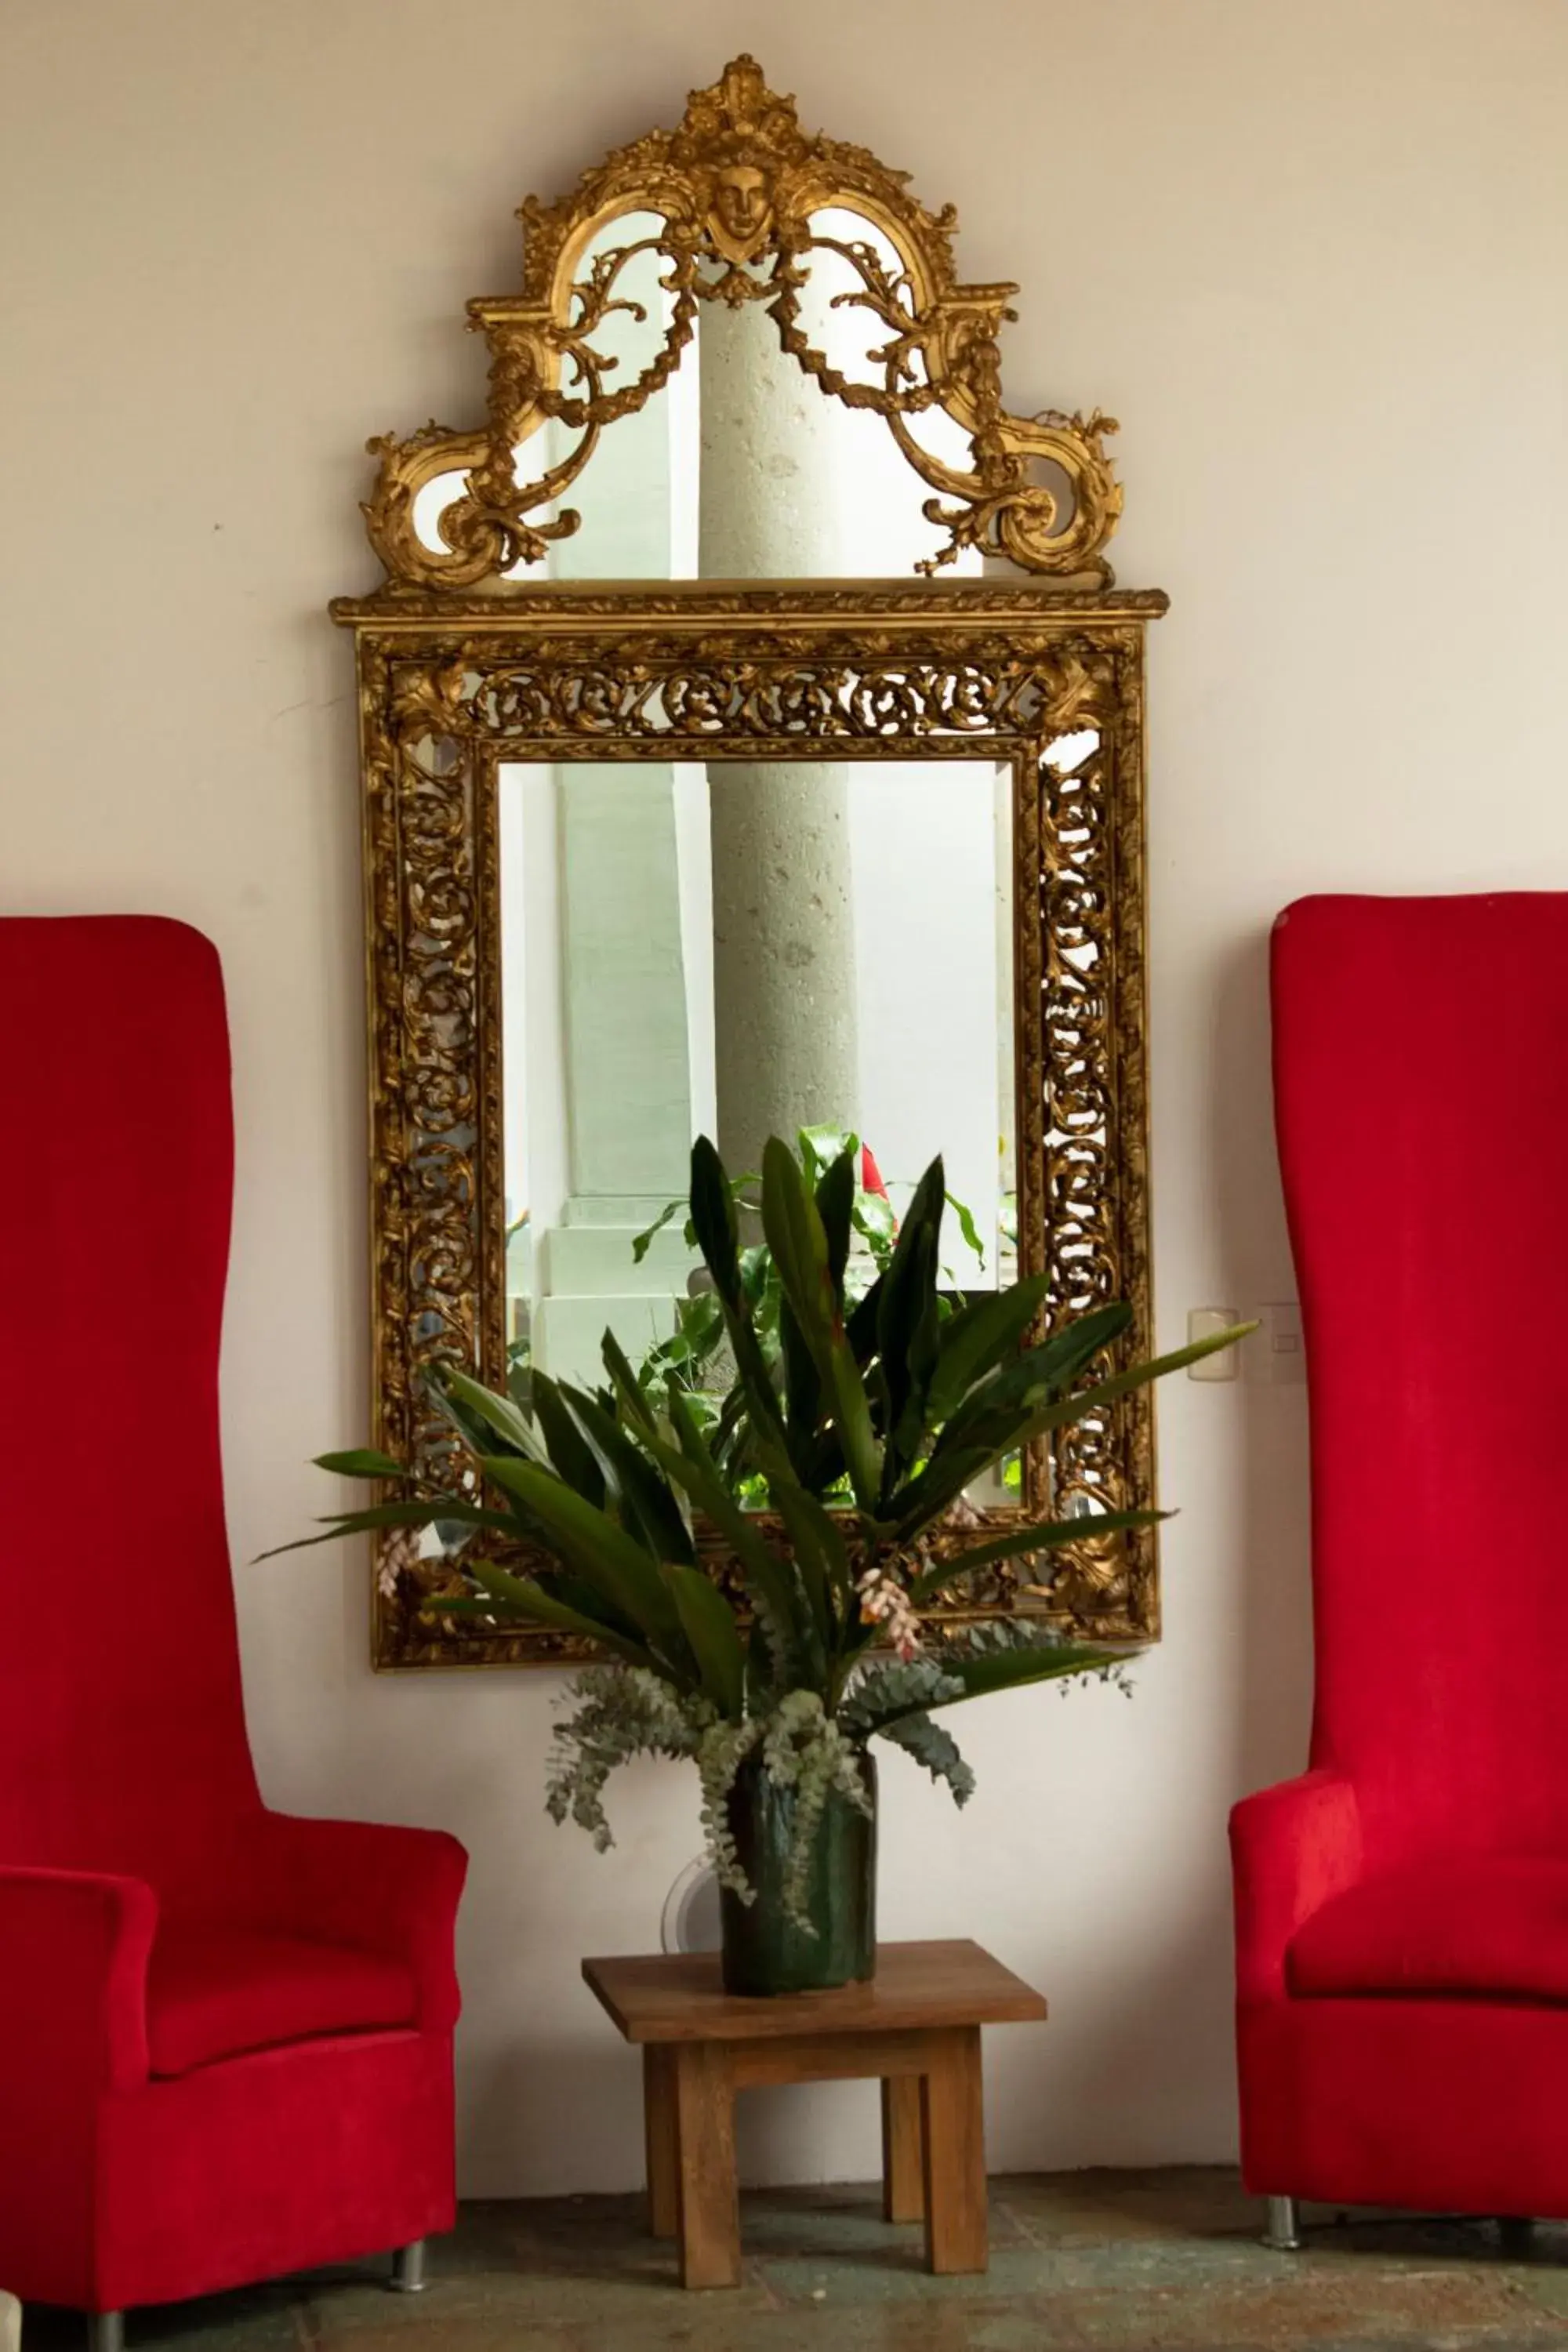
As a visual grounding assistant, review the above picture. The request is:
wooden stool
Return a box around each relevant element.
[583,1936,1047,2289]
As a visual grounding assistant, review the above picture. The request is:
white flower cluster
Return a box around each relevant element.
[855,1564,923,1661]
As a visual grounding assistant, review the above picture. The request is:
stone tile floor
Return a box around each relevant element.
[22,2170,1568,2350]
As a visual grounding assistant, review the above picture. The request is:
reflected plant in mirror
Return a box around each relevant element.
[499,752,1017,1425]
[274,1136,1247,1994]
[622,1127,993,1509]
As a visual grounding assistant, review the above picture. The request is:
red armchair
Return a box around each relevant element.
[1232,891,1568,2242]
[0,916,466,2347]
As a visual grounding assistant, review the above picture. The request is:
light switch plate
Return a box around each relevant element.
[1261,1298,1306,1383]
[1187,1307,1241,1381]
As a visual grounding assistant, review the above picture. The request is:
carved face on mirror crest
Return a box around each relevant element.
[704,161,775,263]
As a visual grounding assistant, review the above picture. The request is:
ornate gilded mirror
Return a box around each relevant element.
[334,58,1166,1669]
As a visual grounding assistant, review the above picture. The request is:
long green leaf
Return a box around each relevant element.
[477,1456,689,1657]
[891,1322,1250,1541]
[776,1294,824,1473]
[886,1445,1000,1544]
[754,1145,883,1508]
[1006,1323,1257,1454]
[924,1276,1052,1425]
[689,1135,742,1304]
[685,1157,795,1474]
[652,1390,812,1685]
[600,1328,659,1436]
[661,1563,746,1716]
[844,1267,885,1366]
[313,1446,410,1481]
[760,1136,835,1374]
[445,1559,655,1668]
[884,1224,942,1490]
[559,1381,696,1566]
[825,1339,884,1514]
[430,1363,550,1465]
[714,1290,795,1475]
[767,1478,849,1670]
[815,1144,857,1296]
[933,1302,1133,1455]
[254,1496,510,1559]
[531,1373,607,1506]
[875,1154,946,1428]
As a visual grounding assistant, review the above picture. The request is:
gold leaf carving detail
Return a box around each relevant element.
[347,585,1160,1668]
[360,57,1124,593]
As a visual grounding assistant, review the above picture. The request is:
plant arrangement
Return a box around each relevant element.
[626,1125,989,1492]
[285,1133,1243,1994]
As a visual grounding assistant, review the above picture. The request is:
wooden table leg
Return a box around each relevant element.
[672,2041,742,2288]
[643,2045,679,2239]
[920,2025,988,2274]
[881,2074,925,2223]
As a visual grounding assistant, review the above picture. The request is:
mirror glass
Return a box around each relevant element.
[499,753,1016,1418]
[416,208,986,580]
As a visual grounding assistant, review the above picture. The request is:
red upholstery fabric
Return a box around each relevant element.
[0,916,467,2319]
[148,1927,417,2077]
[1288,1858,1568,2002]
[1232,893,1568,2215]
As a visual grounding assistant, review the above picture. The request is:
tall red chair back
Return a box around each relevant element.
[0,916,260,1893]
[1272,892,1568,1863]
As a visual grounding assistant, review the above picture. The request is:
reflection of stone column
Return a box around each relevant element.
[699,296,858,1176]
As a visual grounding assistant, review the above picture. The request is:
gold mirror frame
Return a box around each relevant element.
[333,61,1167,1670]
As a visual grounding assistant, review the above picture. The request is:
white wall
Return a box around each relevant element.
[2,0,1565,2196]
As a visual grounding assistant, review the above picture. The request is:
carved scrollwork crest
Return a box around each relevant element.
[361,56,1124,593]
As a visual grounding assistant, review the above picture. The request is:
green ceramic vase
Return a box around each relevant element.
[720,1750,877,1997]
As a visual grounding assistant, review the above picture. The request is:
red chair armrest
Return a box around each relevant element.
[246,1814,468,2028]
[1230,1770,1363,2003]
[0,1865,155,2092]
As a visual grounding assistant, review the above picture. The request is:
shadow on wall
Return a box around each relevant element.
[1026,919,1317,2169]
[1212,918,1316,2150]
[1214,919,1315,1810]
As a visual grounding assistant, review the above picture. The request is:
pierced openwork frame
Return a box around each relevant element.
[361,54,1125,594]
[334,583,1164,1667]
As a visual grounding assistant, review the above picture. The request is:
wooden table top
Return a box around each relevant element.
[582,1938,1047,2045]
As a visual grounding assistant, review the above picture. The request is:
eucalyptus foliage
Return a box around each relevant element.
[283,1134,1244,1926]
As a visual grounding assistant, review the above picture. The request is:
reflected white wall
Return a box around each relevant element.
[498,764,568,1237]
[672,760,717,1141]
[849,763,1005,1279]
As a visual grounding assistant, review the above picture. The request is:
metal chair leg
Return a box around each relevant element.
[88,2317,126,2352]
[390,2238,428,2293]
[1264,2194,1303,2251]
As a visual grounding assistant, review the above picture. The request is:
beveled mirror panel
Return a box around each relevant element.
[336,59,1166,1667]
[500,750,1019,1495]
